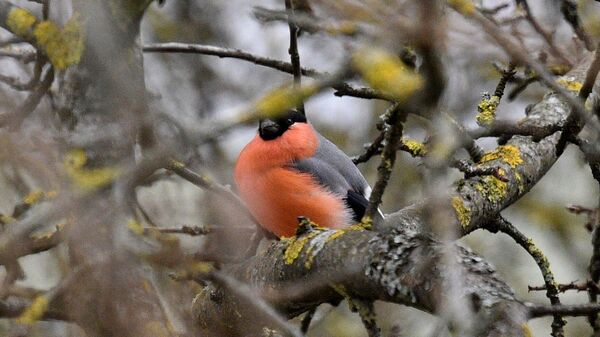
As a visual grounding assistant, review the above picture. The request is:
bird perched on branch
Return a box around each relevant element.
[235,110,382,237]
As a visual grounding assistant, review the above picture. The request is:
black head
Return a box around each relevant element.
[258,110,307,140]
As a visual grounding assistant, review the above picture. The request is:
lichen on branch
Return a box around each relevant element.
[5,7,84,70]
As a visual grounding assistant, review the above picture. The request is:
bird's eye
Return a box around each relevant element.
[287,118,294,125]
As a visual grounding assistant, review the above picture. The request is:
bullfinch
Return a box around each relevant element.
[234,110,382,237]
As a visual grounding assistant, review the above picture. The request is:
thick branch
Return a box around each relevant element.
[194,228,527,337]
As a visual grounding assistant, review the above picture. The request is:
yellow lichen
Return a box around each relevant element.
[30,224,63,241]
[479,144,523,168]
[143,321,171,337]
[476,95,500,126]
[330,283,349,298]
[474,176,508,203]
[451,196,471,228]
[548,64,570,76]
[7,7,37,38]
[168,159,185,169]
[64,148,87,169]
[522,323,533,337]
[352,48,423,102]
[447,0,476,15]
[0,214,15,224]
[244,84,318,122]
[401,138,427,157]
[64,149,119,191]
[23,190,44,205]
[556,77,582,93]
[17,295,49,324]
[127,219,145,236]
[190,261,214,274]
[33,14,84,70]
[326,229,347,243]
[325,21,358,35]
[359,215,373,229]
[283,232,318,265]
[515,171,525,193]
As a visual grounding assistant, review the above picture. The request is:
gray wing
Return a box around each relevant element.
[291,133,381,223]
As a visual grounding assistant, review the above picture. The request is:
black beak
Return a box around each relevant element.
[259,119,281,140]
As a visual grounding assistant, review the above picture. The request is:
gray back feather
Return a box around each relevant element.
[292,133,371,198]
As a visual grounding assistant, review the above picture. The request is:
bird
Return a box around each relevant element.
[234,110,382,237]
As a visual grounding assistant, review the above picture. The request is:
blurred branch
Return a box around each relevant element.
[167,160,257,226]
[253,7,363,37]
[0,67,54,129]
[144,225,211,236]
[516,0,571,66]
[143,42,392,101]
[560,0,594,51]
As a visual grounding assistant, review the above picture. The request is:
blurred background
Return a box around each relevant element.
[1,0,600,336]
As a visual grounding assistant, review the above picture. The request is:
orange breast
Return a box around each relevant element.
[234,123,351,237]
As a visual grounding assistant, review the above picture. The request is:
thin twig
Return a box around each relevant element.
[143,225,211,236]
[452,159,509,182]
[529,281,596,293]
[363,104,406,222]
[493,62,516,100]
[528,303,600,318]
[516,0,572,66]
[487,216,565,336]
[0,67,54,129]
[560,0,593,51]
[143,43,319,77]
[284,0,305,115]
[143,43,392,101]
[352,131,385,164]
[463,9,595,139]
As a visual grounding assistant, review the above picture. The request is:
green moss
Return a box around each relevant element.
[33,14,85,70]
[479,145,523,168]
[7,7,37,38]
[474,176,508,203]
[476,95,500,126]
[451,196,471,228]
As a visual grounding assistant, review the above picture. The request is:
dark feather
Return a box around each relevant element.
[291,133,383,224]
